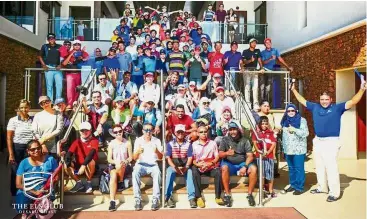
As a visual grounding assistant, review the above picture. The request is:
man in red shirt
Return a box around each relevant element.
[208,42,224,82]
[64,122,99,193]
[166,104,197,142]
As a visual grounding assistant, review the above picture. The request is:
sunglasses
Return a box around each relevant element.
[40,100,50,106]
[199,131,207,134]
[92,96,101,99]
[203,102,210,105]
[29,147,41,152]
[80,129,90,132]
[287,110,296,113]
[99,77,106,81]
[113,129,123,134]
[176,130,185,134]
[64,43,71,46]
[96,50,101,52]
[143,129,153,133]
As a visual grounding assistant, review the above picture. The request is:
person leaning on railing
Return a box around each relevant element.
[38,33,62,103]
[7,99,34,196]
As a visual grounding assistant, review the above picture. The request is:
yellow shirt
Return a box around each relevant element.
[111,35,118,42]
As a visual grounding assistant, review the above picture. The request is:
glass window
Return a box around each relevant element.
[0,1,36,33]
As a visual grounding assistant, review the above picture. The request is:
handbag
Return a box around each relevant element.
[99,168,110,194]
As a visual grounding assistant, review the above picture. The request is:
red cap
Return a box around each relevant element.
[222,106,232,113]
[194,46,201,52]
[264,38,272,43]
[215,86,225,92]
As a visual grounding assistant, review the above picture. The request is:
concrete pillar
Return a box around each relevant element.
[94,1,102,18]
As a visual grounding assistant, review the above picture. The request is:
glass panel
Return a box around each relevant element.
[1,2,35,33]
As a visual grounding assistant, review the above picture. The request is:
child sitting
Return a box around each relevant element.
[252,116,277,197]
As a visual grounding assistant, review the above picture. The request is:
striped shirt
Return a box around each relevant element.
[204,10,215,21]
[168,51,185,75]
[166,139,192,167]
[7,116,34,144]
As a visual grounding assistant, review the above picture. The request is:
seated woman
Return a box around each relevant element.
[192,97,216,138]
[15,140,58,219]
[107,125,133,211]
[214,106,234,145]
[110,96,132,138]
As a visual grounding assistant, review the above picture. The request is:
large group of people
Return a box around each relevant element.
[7,2,367,218]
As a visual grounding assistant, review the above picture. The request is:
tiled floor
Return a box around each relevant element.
[2,153,366,219]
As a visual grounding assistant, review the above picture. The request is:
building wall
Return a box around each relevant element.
[0,35,38,122]
[60,1,95,19]
[281,25,366,158]
[266,1,366,52]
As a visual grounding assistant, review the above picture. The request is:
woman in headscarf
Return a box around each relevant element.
[280,103,309,195]
[165,40,173,57]
[192,97,216,137]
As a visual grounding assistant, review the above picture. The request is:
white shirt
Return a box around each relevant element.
[93,81,115,104]
[210,96,236,122]
[134,136,162,165]
[138,83,161,106]
[136,35,145,46]
[126,45,138,60]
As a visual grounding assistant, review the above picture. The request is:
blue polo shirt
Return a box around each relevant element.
[306,101,348,137]
[117,52,132,72]
[103,56,120,70]
[223,51,242,71]
[260,48,280,70]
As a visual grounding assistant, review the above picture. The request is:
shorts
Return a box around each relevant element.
[221,160,255,176]
[256,158,274,180]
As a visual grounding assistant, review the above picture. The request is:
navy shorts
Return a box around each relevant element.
[221,160,256,176]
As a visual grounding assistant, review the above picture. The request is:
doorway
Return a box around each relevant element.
[355,71,366,158]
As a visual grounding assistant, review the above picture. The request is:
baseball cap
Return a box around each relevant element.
[73,40,82,45]
[160,49,166,54]
[201,35,207,39]
[175,124,186,133]
[200,97,210,103]
[137,45,142,50]
[197,27,202,30]
[213,73,222,78]
[194,46,201,51]
[80,122,92,131]
[38,96,50,104]
[54,98,65,105]
[264,37,272,43]
[215,86,225,92]
[146,98,155,104]
[189,81,196,86]
[63,40,71,45]
[222,106,232,113]
[178,84,185,90]
[231,41,238,46]
[249,38,258,43]
[109,47,117,52]
[145,72,154,77]
[47,33,55,39]
[114,96,124,102]
[143,47,151,52]
[228,121,239,129]
[124,71,131,75]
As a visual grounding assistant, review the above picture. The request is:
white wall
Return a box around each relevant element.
[336,69,358,159]
[60,1,95,19]
[266,1,366,52]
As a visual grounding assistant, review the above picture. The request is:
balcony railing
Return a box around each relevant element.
[47,18,267,44]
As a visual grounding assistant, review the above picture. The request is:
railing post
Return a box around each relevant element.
[160,69,166,208]
[24,69,27,100]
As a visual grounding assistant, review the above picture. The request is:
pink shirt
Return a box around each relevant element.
[192,139,218,162]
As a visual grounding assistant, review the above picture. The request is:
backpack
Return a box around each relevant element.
[99,168,110,194]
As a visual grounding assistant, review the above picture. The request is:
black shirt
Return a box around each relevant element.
[40,43,61,66]
[219,135,253,164]
[241,48,261,69]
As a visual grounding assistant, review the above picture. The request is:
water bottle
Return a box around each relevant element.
[124,178,129,189]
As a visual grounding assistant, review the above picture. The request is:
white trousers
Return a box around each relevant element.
[243,73,259,108]
[312,136,341,198]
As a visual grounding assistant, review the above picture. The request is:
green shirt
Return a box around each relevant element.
[188,57,205,80]
[111,108,131,125]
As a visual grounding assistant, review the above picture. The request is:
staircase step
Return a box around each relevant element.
[64,183,255,206]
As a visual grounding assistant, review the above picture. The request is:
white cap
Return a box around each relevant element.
[200,97,210,103]
[80,122,92,130]
[73,40,82,45]
[189,81,196,86]
[175,124,186,132]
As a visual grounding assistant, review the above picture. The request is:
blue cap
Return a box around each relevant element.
[114,96,124,102]
[228,121,239,129]
[54,98,65,105]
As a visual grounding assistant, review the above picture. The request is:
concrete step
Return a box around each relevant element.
[63,183,258,209]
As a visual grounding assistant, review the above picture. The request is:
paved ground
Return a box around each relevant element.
[3,153,366,219]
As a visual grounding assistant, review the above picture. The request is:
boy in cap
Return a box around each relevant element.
[38,33,62,103]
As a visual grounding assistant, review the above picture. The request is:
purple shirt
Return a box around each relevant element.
[216,10,227,22]
[223,51,242,70]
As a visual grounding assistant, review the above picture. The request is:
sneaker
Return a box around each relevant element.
[326,196,338,202]
[224,195,232,207]
[197,197,205,208]
[293,190,303,195]
[270,192,277,198]
[85,181,93,193]
[247,194,256,206]
[69,181,84,193]
[108,200,116,212]
[310,189,323,194]
[281,187,295,194]
[189,198,197,208]
[151,198,160,211]
[215,198,225,206]
[166,197,175,208]
[134,199,143,211]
